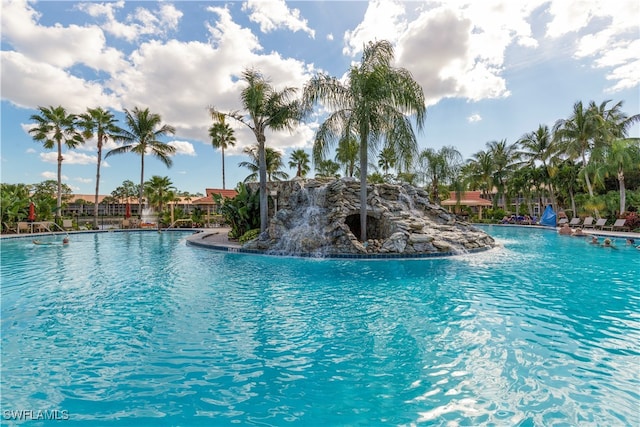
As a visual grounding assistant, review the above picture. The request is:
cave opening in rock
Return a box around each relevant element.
[345,214,390,240]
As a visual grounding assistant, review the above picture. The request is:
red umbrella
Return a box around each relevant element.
[125,202,131,219]
[28,202,36,221]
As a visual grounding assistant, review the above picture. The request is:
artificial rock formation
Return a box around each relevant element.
[244,178,495,256]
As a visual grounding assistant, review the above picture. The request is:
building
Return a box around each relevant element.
[440,191,493,219]
[63,188,238,221]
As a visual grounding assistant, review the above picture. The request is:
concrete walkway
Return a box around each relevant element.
[186,227,241,249]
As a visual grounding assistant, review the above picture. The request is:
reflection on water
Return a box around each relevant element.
[1,228,639,426]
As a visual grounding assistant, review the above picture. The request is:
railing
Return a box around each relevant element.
[165,219,194,230]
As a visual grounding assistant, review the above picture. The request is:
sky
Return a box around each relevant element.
[1,0,639,197]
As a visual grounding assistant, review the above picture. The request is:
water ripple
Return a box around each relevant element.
[1,229,639,426]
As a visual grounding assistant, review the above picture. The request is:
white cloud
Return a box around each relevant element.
[343,0,407,56]
[468,114,482,123]
[41,171,66,181]
[242,0,315,38]
[40,151,97,165]
[76,0,182,42]
[169,140,196,156]
[2,51,120,111]
[545,0,639,91]
[1,0,127,73]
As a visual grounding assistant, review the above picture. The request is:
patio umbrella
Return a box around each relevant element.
[28,202,36,221]
[125,202,131,219]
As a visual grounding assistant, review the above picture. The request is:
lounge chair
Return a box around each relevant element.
[2,222,17,234]
[603,219,630,232]
[568,217,582,227]
[582,217,595,229]
[558,218,569,225]
[62,219,73,230]
[593,218,608,230]
[122,219,130,229]
[17,222,30,234]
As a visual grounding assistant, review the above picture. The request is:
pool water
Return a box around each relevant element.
[1,227,638,426]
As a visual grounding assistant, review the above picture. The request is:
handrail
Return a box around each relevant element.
[42,221,70,238]
[165,218,194,230]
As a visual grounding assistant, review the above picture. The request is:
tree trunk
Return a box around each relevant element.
[619,168,626,214]
[258,133,268,233]
[581,150,600,218]
[359,139,368,242]
[56,140,62,221]
[94,134,103,229]
[139,154,145,217]
[570,189,577,219]
[221,147,226,190]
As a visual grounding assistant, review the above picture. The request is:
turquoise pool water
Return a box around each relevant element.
[1,227,639,426]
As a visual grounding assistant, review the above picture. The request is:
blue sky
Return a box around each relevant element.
[1,0,639,197]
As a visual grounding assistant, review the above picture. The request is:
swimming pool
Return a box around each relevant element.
[1,227,638,426]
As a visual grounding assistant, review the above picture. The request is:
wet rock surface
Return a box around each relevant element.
[244,178,495,256]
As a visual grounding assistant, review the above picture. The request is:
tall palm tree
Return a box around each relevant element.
[553,101,601,200]
[518,124,560,211]
[486,139,520,209]
[595,138,640,214]
[464,150,494,199]
[28,105,84,221]
[106,107,176,216]
[239,145,289,182]
[209,113,237,189]
[419,145,463,204]
[288,149,310,178]
[303,40,426,242]
[209,68,301,233]
[78,107,123,229]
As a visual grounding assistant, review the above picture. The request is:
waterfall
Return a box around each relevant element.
[141,204,157,224]
[268,183,330,257]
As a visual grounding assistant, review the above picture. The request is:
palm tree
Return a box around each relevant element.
[377,146,397,178]
[596,138,640,214]
[288,149,311,178]
[106,107,176,216]
[303,40,426,242]
[239,145,289,182]
[209,113,237,189]
[315,159,341,178]
[419,145,463,204]
[209,68,301,233]
[553,101,601,200]
[518,124,560,211]
[333,134,359,178]
[486,139,520,210]
[28,105,84,221]
[144,175,176,219]
[554,160,581,218]
[78,107,123,229]
[464,150,494,199]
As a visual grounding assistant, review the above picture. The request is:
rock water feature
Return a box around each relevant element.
[244,178,495,257]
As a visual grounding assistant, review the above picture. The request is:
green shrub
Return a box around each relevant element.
[214,183,260,239]
[484,208,506,222]
[239,228,260,244]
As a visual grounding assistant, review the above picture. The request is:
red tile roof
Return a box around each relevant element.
[440,191,492,207]
[192,188,238,205]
